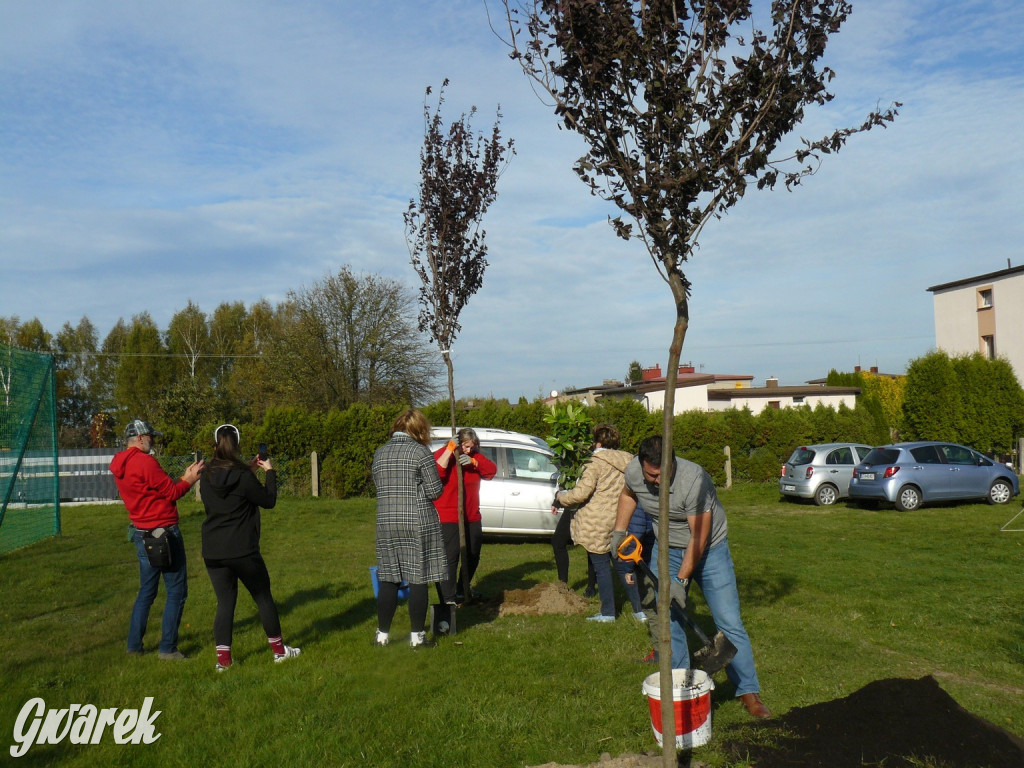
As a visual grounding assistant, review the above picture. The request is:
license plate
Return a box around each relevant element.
[783,484,796,491]
[861,472,875,481]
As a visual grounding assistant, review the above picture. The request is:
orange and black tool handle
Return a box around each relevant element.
[614,533,714,648]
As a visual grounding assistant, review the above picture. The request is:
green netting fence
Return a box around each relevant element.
[0,343,60,554]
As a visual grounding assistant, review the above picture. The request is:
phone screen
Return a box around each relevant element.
[258,443,269,460]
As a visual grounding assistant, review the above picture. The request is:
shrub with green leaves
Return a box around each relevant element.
[543,403,594,490]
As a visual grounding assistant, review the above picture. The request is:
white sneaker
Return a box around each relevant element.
[586,613,616,623]
[410,631,437,649]
[374,630,390,647]
[633,611,648,623]
[273,645,301,663]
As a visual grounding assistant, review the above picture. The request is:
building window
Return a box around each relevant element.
[982,335,995,359]
[978,288,993,308]
[768,401,780,410]
[793,396,805,404]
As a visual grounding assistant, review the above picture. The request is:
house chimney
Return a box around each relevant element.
[870,366,878,374]
[678,364,695,375]
[641,365,662,381]
[854,365,861,373]
[766,377,779,389]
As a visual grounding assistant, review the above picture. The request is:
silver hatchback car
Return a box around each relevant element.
[779,443,874,506]
[849,441,1020,511]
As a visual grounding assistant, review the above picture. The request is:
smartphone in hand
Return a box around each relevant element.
[257,443,269,461]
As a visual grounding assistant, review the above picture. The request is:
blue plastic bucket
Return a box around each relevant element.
[369,566,410,601]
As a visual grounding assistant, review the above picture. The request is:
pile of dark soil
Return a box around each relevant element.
[722,675,1024,767]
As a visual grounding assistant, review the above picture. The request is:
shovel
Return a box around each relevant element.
[616,534,737,675]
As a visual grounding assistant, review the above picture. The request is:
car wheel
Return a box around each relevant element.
[988,479,1013,505]
[814,484,839,506]
[895,485,922,511]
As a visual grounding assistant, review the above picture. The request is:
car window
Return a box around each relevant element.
[826,447,853,465]
[909,445,943,464]
[507,447,557,481]
[863,448,900,465]
[854,446,873,461]
[940,445,975,466]
[787,448,816,465]
[478,445,498,465]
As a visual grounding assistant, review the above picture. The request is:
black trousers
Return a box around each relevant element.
[204,552,282,646]
[436,520,482,602]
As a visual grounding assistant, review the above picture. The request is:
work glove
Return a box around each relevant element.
[670,576,691,612]
[446,440,457,453]
[457,453,474,467]
[609,529,628,560]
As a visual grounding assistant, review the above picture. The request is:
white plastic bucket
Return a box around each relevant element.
[641,668,714,749]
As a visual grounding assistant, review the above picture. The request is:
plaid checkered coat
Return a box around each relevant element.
[372,432,447,584]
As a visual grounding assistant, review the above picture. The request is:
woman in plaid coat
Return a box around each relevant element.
[371,409,445,648]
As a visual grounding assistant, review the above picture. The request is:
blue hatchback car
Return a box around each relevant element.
[849,441,1019,511]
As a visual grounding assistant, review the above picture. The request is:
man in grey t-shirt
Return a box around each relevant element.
[612,435,771,719]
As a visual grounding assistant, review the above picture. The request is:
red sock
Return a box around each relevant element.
[268,635,285,655]
[216,645,232,667]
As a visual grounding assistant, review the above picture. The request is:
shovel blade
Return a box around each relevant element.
[692,632,737,675]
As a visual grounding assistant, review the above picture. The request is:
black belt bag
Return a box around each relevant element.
[143,527,173,568]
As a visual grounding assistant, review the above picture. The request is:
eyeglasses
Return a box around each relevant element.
[214,424,241,444]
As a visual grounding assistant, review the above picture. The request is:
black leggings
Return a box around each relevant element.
[204,553,282,646]
[377,581,429,634]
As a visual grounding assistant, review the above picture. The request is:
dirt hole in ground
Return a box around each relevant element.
[495,588,1024,767]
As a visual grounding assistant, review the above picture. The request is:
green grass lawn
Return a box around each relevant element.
[2,484,1022,767]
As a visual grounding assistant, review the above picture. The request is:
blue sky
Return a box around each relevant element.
[2,0,1022,401]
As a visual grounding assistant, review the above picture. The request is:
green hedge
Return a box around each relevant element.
[167,396,892,498]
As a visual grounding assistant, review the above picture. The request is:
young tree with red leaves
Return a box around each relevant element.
[498,1,898,760]
[405,80,514,600]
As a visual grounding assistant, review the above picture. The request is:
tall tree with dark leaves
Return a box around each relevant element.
[54,317,100,447]
[404,80,514,598]
[500,2,898,759]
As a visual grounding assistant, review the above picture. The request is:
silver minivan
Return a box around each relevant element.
[429,428,560,536]
[779,442,874,506]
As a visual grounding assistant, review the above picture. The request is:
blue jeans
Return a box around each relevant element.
[613,557,644,613]
[650,536,760,696]
[588,552,616,617]
[128,525,188,654]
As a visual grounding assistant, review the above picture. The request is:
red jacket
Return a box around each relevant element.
[432,446,497,524]
[109,447,192,529]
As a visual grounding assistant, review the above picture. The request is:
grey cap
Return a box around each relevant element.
[124,419,162,439]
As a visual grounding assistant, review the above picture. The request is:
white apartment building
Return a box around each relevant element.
[928,264,1024,387]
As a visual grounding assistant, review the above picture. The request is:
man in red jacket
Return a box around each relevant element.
[110,419,203,659]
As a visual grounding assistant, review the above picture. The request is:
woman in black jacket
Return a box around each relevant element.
[201,424,300,670]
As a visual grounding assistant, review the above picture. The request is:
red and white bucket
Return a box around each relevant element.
[641,669,714,749]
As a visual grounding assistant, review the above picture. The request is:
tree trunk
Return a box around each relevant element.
[657,274,689,767]
[443,352,470,602]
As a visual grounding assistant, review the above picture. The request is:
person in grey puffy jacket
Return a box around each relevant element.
[201,424,300,671]
[554,424,637,622]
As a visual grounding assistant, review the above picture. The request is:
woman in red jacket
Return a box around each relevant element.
[432,428,497,605]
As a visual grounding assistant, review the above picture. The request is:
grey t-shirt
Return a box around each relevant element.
[623,456,728,550]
